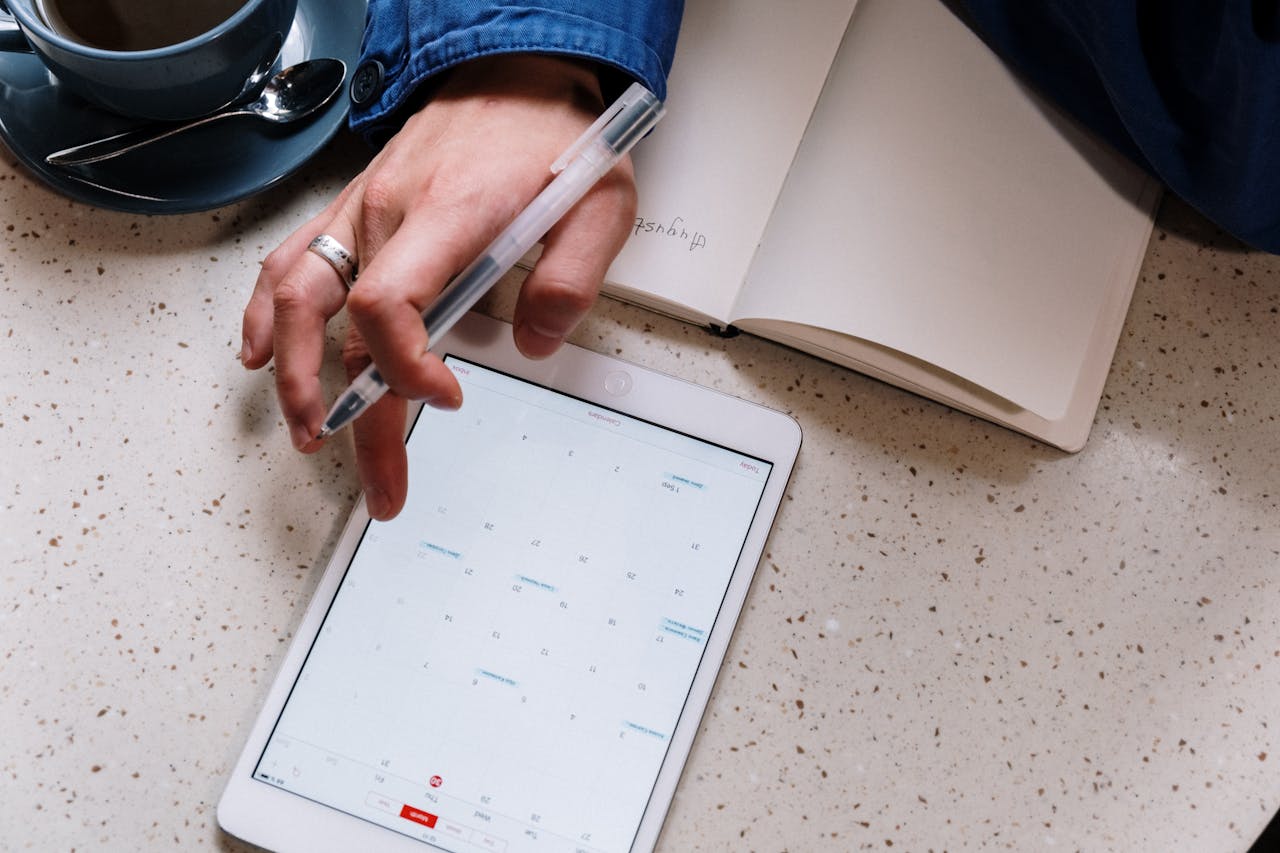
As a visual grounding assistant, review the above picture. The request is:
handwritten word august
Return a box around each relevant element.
[633,216,707,252]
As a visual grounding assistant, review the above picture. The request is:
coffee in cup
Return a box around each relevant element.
[0,0,298,121]
[35,0,250,53]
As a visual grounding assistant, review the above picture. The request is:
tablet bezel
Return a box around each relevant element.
[218,312,802,852]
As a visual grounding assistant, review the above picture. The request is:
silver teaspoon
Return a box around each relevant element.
[45,59,347,168]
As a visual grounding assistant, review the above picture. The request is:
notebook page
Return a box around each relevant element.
[733,0,1154,420]
[605,0,859,322]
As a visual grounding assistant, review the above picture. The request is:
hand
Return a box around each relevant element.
[241,56,638,520]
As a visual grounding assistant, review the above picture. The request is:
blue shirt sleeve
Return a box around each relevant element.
[953,0,1280,253]
[350,0,683,144]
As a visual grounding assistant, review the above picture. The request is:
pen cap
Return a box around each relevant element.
[601,86,665,153]
[552,83,665,173]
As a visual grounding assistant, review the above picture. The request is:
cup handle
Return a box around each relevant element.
[0,3,35,53]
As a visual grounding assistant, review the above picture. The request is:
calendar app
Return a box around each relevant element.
[255,357,772,852]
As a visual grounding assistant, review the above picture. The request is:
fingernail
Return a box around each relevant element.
[289,420,312,450]
[240,336,252,364]
[365,485,389,519]
[530,321,565,339]
[516,321,563,358]
[425,389,463,410]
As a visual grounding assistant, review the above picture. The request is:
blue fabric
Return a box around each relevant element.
[953,1,1280,253]
[351,0,682,143]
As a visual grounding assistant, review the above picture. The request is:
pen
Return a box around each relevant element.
[316,82,665,439]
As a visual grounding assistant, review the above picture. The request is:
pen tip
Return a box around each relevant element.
[315,428,331,441]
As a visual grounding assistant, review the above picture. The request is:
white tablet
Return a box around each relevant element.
[218,312,801,853]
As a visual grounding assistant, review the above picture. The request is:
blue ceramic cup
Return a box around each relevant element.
[0,0,297,121]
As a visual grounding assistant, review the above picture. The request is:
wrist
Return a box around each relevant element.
[436,54,606,112]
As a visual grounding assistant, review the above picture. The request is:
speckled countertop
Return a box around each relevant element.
[2,134,1277,852]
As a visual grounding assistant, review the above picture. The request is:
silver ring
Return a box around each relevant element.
[307,234,357,289]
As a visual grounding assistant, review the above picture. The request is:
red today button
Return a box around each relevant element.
[399,804,439,828]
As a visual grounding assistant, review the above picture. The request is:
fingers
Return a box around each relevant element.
[241,222,318,371]
[344,211,472,406]
[343,229,468,404]
[353,392,410,520]
[514,161,637,358]
[342,328,409,520]
[269,211,361,450]
[241,178,365,370]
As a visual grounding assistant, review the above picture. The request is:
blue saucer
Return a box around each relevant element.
[0,0,366,214]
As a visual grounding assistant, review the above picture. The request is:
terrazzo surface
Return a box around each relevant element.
[1,132,1277,852]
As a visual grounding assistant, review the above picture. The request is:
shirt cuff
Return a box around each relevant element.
[350,5,679,144]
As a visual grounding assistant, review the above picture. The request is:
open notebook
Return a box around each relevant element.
[602,0,1159,451]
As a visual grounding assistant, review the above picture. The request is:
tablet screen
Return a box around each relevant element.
[253,356,773,852]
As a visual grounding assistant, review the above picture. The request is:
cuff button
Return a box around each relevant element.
[349,59,385,107]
